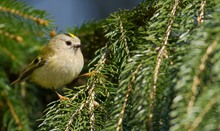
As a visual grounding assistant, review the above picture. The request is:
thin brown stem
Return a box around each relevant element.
[0,30,23,43]
[116,64,142,131]
[188,95,217,131]
[65,100,88,131]
[88,84,96,131]
[197,0,206,24]
[118,15,130,57]
[4,95,22,130]
[149,0,179,130]
[0,6,49,26]
[187,41,217,113]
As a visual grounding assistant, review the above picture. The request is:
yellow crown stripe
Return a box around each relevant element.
[68,33,76,38]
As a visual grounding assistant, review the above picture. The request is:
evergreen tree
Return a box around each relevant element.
[0,0,219,131]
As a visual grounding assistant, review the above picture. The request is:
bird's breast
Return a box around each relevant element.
[31,51,84,88]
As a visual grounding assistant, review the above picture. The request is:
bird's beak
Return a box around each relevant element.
[75,44,82,48]
[72,44,81,49]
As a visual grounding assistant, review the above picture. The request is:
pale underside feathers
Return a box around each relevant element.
[11,33,84,88]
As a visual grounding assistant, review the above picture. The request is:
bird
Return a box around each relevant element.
[11,33,84,100]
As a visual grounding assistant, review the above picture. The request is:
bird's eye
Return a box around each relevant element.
[33,57,40,64]
[66,41,72,46]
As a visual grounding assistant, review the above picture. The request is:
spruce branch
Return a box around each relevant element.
[4,94,22,130]
[85,43,109,130]
[197,0,206,24]
[2,0,219,130]
[69,86,87,101]
[150,0,179,129]
[171,2,220,130]
[0,30,23,43]
[0,46,16,60]
[189,95,218,131]
[116,64,142,131]
[0,6,49,26]
[118,15,130,57]
[65,100,87,131]
[0,0,56,130]
[88,84,95,131]
[187,40,217,113]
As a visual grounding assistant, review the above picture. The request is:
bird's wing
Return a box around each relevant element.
[11,46,55,85]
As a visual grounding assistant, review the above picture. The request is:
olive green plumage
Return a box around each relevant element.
[11,33,84,89]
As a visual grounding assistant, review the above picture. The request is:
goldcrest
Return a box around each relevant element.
[11,33,84,90]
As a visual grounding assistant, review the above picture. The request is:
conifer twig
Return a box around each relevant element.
[197,0,206,24]
[116,64,142,131]
[70,87,86,101]
[83,42,108,130]
[65,81,99,131]
[0,30,23,43]
[118,15,130,57]
[150,0,179,130]
[88,84,95,131]
[86,51,107,130]
[65,100,88,131]
[4,94,22,130]
[187,41,217,113]
[0,6,49,26]
[188,95,218,131]
[0,46,16,60]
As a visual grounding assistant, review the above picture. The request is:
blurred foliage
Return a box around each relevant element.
[0,0,220,131]
[0,0,54,130]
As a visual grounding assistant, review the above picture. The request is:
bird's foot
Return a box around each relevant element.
[52,87,69,101]
[57,93,69,101]
[79,71,96,77]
